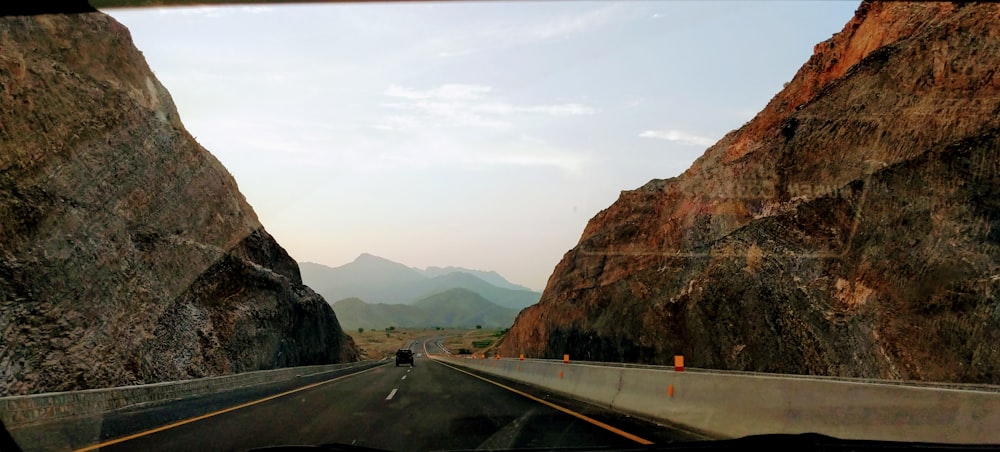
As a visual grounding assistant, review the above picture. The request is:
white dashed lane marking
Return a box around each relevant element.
[386,388,398,400]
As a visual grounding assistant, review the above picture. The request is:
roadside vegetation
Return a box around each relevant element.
[347,327,510,360]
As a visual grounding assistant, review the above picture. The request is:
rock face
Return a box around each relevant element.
[501,1,1000,384]
[0,10,357,396]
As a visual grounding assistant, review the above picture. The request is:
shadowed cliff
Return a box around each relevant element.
[0,10,357,396]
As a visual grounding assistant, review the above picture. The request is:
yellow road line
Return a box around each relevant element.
[74,364,384,451]
[433,359,654,445]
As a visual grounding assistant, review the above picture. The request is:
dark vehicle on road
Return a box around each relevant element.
[395,349,414,367]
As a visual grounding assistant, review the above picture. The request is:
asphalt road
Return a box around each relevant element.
[67,338,698,451]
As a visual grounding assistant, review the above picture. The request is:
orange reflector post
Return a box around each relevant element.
[674,355,684,372]
[519,354,524,361]
[563,354,570,364]
[668,384,675,397]
[495,354,500,360]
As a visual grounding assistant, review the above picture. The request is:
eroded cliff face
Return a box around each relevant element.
[501,1,1000,383]
[0,11,357,396]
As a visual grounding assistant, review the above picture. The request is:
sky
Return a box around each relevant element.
[105,1,860,291]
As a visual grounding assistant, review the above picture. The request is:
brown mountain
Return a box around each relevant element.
[500,1,1000,384]
[0,10,357,396]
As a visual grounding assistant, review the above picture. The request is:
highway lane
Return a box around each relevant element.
[9,361,388,452]
[79,338,698,451]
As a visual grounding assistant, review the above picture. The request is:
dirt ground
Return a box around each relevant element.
[347,327,507,360]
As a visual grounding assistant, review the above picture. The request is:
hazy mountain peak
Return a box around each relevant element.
[300,254,540,309]
[333,290,518,330]
[418,266,534,292]
[354,253,390,263]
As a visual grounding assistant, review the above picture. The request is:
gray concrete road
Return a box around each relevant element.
[66,337,698,451]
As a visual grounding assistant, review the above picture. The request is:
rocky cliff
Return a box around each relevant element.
[0,9,357,396]
[501,1,1000,384]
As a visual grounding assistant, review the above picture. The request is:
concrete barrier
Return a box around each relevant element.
[435,355,1000,444]
[0,359,382,429]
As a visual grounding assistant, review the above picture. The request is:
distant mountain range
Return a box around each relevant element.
[332,288,518,330]
[415,266,533,292]
[299,254,540,311]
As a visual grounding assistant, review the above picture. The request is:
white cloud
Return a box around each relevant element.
[376,135,590,174]
[523,103,600,116]
[472,102,599,116]
[149,6,226,18]
[436,50,472,59]
[420,3,638,60]
[384,84,492,101]
[639,129,717,147]
[528,4,622,40]
[623,98,644,108]
[477,143,589,173]
[373,115,425,132]
[241,6,274,14]
[377,84,598,131]
[375,105,511,130]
